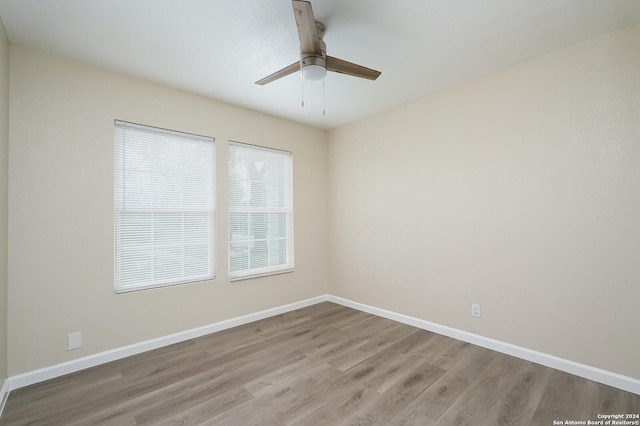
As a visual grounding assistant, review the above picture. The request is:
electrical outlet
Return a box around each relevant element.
[471,303,481,318]
[68,331,82,350]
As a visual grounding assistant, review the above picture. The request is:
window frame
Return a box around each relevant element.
[113,120,216,293]
[227,141,294,281]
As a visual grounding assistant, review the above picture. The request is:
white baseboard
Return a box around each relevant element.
[3,293,638,401]
[0,378,9,418]
[327,295,640,395]
[6,295,328,392]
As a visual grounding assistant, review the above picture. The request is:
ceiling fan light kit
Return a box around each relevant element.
[301,62,326,81]
[256,0,381,86]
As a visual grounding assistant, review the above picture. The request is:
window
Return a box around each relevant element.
[228,141,293,280]
[114,120,215,293]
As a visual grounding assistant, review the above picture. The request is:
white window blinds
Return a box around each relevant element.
[114,121,215,293]
[228,141,293,280]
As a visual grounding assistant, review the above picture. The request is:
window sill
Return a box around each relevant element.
[229,268,294,282]
[115,275,215,294]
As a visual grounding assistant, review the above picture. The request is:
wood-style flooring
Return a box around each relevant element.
[1,302,639,425]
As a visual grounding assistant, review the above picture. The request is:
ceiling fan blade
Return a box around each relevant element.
[326,56,381,80]
[293,0,322,55]
[255,61,300,85]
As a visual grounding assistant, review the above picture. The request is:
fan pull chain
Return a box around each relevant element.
[322,78,326,116]
[301,72,305,108]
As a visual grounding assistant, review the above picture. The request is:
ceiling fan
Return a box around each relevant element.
[255,0,381,85]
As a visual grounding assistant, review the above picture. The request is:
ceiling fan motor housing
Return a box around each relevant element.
[301,30,326,80]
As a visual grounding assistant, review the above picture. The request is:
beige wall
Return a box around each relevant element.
[0,18,9,384]
[328,23,640,380]
[7,47,328,375]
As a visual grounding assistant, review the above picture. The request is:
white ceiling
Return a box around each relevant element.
[1,0,640,130]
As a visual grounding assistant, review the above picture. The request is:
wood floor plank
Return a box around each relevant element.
[2,302,638,426]
[531,370,640,424]
[337,347,426,394]
[289,384,379,426]
[328,322,415,371]
[1,363,123,417]
[345,360,446,425]
[479,361,553,426]
[529,369,592,424]
[573,379,640,417]
[135,386,252,426]
[206,362,342,426]
[434,353,532,426]
[135,386,253,425]
[387,328,438,355]
[444,342,497,382]
[418,335,472,370]
[389,370,470,424]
